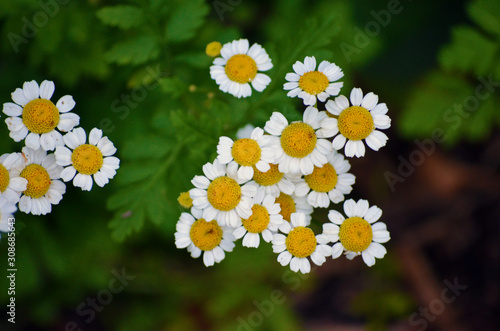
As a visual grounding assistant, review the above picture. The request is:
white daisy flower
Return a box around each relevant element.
[3,80,80,151]
[320,199,391,267]
[10,147,66,216]
[236,124,255,139]
[216,127,276,181]
[210,39,273,98]
[0,153,28,203]
[272,212,332,274]
[249,163,296,203]
[294,151,356,208]
[323,88,391,158]
[175,207,236,267]
[274,192,313,228]
[284,56,343,106]
[264,106,333,176]
[0,198,17,237]
[55,127,120,191]
[233,194,286,248]
[189,159,257,227]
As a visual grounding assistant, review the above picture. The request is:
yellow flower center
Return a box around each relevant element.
[177,191,193,209]
[20,164,51,198]
[252,163,283,186]
[71,144,104,175]
[298,71,329,95]
[225,54,258,84]
[280,122,317,158]
[207,176,241,211]
[286,226,317,258]
[22,99,60,134]
[275,193,296,222]
[231,138,261,166]
[242,204,270,233]
[337,106,375,141]
[206,41,222,57]
[339,217,373,252]
[189,218,223,251]
[304,163,338,193]
[0,164,10,193]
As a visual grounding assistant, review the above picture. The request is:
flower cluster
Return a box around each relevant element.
[175,39,391,273]
[0,80,120,237]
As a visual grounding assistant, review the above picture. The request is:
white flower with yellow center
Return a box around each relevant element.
[294,151,356,208]
[264,107,333,176]
[55,127,120,191]
[175,207,236,267]
[320,199,391,267]
[284,56,343,106]
[0,153,28,203]
[272,212,332,274]
[249,163,295,203]
[210,39,273,98]
[233,195,286,248]
[190,159,257,227]
[274,192,313,227]
[11,147,66,216]
[0,198,17,237]
[323,88,391,158]
[3,80,80,151]
[217,127,276,181]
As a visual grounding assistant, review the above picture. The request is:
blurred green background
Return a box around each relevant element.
[1,0,499,330]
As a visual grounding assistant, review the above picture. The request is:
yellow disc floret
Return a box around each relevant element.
[242,204,270,233]
[206,41,222,57]
[0,164,10,193]
[304,163,338,193]
[207,176,241,211]
[286,226,317,258]
[190,218,223,251]
[337,106,374,141]
[252,163,283,186]
[275,193,295,222]
[178,191,193,209]
[339,217,373,252]
[72,144,104,175]
[20,164,51,198]
[231,138,261,166]
[280,122,317,158]
[298,71,329,95]
[225,54,258,84]
[22,99,60,134]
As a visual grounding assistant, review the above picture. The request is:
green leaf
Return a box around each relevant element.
[107,187,140,210]
[439,26,498,76]
[165,0,209,42]
[468,0,500,36]
[109,207,145,242]
[122,135,173,160]
[105,34,160,65]
[96,5,144,30]
[116,162,159,185]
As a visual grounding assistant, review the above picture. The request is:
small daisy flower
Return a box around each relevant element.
[294,151,356,208]
[217,127,276,181]
[275,192,313,227]
[233,195,286,248]
[175,207,236,267]
[205,41,222,57]
[250,163,295,203]
[55,127,120,191]
[177,191,193,209]
[210,39,273,98]
[323,88,391,158]
[11,147,66,216]
[272,212,332,274]
[284,56,343,106]
[321,199,391,267]
[0,198,17,237]
[264,106,333,176]
[0,153,28,203]
[3,80,80,151]
[190,159,257,227]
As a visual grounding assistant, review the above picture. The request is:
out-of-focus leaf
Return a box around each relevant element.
[96,5,144,30]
